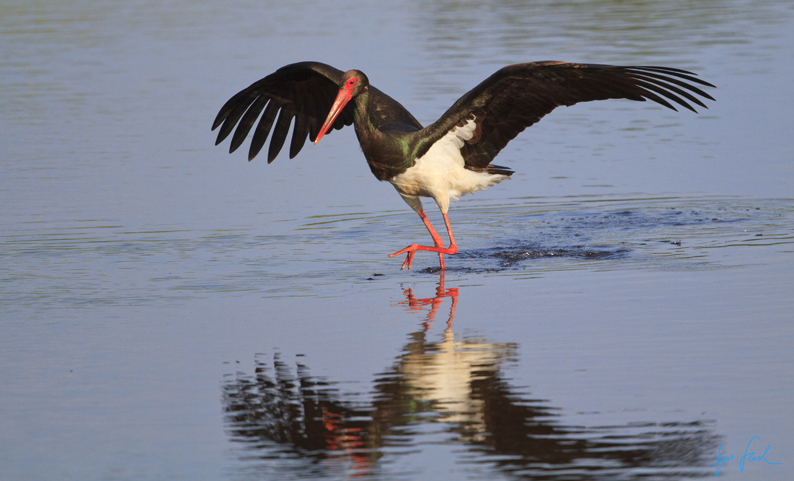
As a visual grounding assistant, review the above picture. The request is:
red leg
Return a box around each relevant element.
[389,211,458,270]
[418,211,446,269]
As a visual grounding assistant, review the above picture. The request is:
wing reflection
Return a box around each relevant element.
[222,273,718,479]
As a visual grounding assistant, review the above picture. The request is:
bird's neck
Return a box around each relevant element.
[352,90,378,139]
[350,90,413,181]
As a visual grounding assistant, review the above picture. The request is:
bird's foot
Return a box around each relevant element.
[389,244,454,270]
[390,244,419,270]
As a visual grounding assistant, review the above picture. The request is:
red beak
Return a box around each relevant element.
[314,87,352,145]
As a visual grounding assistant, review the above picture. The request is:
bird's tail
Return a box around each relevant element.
[486,164,515,177]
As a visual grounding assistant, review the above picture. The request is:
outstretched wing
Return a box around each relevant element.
[418,62,716,170]
[212,62,353,163]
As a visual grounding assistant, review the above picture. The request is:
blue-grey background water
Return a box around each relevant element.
[1,1,792,480]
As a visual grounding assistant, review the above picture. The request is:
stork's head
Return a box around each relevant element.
[315,70,369,144]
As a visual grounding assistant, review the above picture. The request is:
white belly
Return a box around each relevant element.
[388,119,509,213]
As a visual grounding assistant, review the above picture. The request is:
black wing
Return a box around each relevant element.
[212,62,354,163]
[419,62,716,170]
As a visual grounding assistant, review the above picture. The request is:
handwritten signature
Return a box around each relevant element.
[710,436,782,476]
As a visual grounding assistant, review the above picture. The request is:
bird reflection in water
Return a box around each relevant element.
[222,273,719,479]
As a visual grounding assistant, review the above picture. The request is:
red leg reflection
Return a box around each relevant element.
[398,272,458,332]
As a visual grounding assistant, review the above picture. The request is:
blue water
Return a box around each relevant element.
[1,1,793,480]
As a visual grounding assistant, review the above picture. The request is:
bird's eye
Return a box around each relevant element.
[346,78,357,89]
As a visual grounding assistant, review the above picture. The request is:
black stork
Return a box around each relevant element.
[212,61,714,270]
